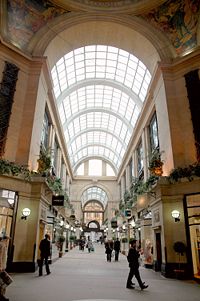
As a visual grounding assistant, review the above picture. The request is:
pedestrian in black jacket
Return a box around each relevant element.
[39,234,51,276]
[114,238,120,261]
[105,241,113,262]
[126,240,148,290]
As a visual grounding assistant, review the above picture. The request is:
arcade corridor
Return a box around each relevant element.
[7,244,200,301]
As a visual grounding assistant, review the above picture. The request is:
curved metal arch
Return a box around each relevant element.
[63,108,133,133]
[67,128,126,147]
[57,79,143,109]
[71,146,120,169]
[73,154,119,172]
[74,156,117,175]
[81,186,108,208]
[77,182,113,203]
[70,142,124,162]
[83,200,104,211]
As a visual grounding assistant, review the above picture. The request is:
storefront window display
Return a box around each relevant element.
[186,194,200,280]
[0,189,16,237]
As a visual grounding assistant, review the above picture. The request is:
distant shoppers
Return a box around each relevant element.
[39,234,51,276]
[80,239,85,251]
[0,235,11,301]
[86,237,93,253]
[126,239,148,290]
[105,241,113,262]
[114,238,120,261]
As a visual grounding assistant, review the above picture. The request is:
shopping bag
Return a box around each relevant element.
[0,271,13,287]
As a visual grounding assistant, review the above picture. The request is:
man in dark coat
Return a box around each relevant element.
[114,238,120,261]
[126,240,148,290]
[39,234,51,276]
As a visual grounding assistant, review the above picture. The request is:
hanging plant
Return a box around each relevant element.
[47,175,63,194]
[0,158,31,180]
[149,149,164,176]
[37,145,52,176]
[169,162,200,183]
[130,175,158,196]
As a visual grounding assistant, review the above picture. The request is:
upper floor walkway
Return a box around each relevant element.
[7,243,200,301]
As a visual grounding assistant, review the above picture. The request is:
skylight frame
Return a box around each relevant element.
[51,45,152,172]
[81,186,108,209]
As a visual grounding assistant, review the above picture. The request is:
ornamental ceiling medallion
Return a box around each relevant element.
[49,0,166,14]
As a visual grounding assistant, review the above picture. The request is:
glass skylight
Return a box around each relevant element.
[51,45,151,172]
[81,186,108,209]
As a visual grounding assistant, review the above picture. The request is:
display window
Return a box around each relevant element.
[0,189,16,237]
[186,194,200,280]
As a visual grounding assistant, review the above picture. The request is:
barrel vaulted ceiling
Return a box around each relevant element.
[1,0,200,174]
[51,45,151,172]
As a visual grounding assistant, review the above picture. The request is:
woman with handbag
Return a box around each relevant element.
[0,236,10,301]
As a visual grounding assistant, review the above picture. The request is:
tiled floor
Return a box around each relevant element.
[7,243,200,301]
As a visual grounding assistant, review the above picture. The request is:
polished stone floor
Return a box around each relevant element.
[7,243,200,301]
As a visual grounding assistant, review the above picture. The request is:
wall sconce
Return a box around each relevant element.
[21,208,31,220]
[171,210,180,222]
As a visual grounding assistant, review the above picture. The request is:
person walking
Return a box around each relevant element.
[105,241,113,262]
[0,236,10,301]
[86,237,93,253]
[126,239,148,290]
[39,234,51,276]
[114,238,120,261]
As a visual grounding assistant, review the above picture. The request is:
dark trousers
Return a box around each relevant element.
[107,253,112,261]
[39,256,50,276]
[127,266,143,288]
[115,250,119,261]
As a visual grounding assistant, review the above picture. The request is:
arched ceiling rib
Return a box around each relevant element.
[62,108,134,133]
[51,45,152,172]
[70,143,124,170]
[81,186,108,209]
[69,128,126,146]
[57,79,143,109]
[52,45,151,101]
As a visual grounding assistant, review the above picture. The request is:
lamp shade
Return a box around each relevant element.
[22,208,31,217]
[171,210,180,219]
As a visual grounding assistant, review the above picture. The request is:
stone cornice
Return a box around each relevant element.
[160,47,200,80]
[0,41,45,74]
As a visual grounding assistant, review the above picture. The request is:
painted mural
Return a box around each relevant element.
[7,0,68,49]
[4,0,200,55]
[141,0,200,55]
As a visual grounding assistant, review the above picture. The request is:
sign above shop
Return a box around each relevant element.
[125,209,132,218]
[52,195,64,206]
[111,220,118,228]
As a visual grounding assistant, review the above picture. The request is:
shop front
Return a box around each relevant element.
[185,194,200,281]
[0,188,17,269]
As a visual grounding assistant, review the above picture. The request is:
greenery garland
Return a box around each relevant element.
[168,162,200,183]
[0,158,70,202]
